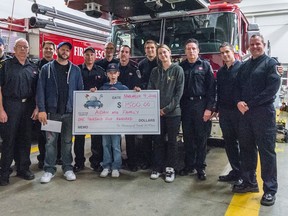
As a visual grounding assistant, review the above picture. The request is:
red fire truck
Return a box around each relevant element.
[66,0,260,143]
[67,0,259,70]
[0,3,110,64]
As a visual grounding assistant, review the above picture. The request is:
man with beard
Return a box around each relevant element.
[37,42,83,183]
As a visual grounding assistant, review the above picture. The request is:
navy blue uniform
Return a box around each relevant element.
[138,57,157,89]
[217,60,242,178]
[0,57,38,182]
[234,54,280,195]
[95,58,119,71]
[118,61,142,170]
[138,57,158,168]
[180,58,216,173]
[74,63,106,170]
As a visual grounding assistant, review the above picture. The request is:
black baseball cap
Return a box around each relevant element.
[84,46,95,53]
[57,41,72,50]
[107,63,119,72]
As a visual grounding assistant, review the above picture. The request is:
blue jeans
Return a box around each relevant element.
[44,113,73,174]
[101,135,122,170]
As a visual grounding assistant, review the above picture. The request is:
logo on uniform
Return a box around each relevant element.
[198,67,203,70]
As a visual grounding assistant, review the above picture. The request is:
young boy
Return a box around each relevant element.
[99,63,128,178]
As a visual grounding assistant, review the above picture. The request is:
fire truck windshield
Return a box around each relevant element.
[112,12,238,57]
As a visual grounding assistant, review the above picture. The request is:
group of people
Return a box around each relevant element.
[0,34,280,206]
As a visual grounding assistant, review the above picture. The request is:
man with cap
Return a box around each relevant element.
[73,46,106,172]
[0,38,38,186]
[37,41,84,183]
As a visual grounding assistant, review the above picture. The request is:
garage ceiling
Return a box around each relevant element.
[66,0,210,18]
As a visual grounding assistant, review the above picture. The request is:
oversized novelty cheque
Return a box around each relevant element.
[73,90,160,135]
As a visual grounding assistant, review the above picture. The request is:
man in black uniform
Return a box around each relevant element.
[95,42,119,70]
[0,38,38,186]
[138,40,158,169]
[73,47,106,172]
[118,45,142,172]
[216,42,241,182]
[232,35,280,206]
[179,38,216,180]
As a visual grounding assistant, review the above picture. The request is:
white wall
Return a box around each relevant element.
[239,0,288,65]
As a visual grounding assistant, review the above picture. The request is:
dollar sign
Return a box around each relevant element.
[117,102,121,108]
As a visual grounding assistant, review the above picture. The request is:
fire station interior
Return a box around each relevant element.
[1,0,288,216]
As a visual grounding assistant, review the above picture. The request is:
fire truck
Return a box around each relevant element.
[67,0,259,70]
[0,3,111,64]
[66,0,260,143]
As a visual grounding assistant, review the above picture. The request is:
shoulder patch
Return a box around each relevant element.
[136,69,142,79]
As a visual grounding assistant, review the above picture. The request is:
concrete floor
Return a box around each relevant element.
[0,141,288,216]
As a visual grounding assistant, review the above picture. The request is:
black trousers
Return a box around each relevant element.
[238,104,278,195]
[74,135,103,167]
[125,135,139,168]
[219,108,241,177]
[140,135,153,166]
[152,116,181,172]
[181,99,211,171]
[0,99,33,179]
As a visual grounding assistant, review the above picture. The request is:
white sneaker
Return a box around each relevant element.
[40,172,54,184]
[150,171,160,180]
[165,167,175,183]
[64,170,76,181]
[100,168,110,177]
[111,170,120,178]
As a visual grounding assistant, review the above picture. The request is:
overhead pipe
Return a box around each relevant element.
[29,17,108,42]
[31,3,111,33]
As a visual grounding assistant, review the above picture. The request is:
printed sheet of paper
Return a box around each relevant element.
[41,120,62,133]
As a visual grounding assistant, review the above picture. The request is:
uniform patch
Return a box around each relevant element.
[136,69,142,79]
[198,66,203,70]
[276,65,282,77]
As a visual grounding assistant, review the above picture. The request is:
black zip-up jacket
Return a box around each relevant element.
[234,54,281,108]
[180,58,216,111]
[78,63,106,90]
[139,57,158,89]
[148,63,184,117]
[216,60,241,111]
[118,60,141,90]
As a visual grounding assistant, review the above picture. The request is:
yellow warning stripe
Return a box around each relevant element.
[225,155,263,216]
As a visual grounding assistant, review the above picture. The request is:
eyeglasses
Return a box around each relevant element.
[16,45,29,50]
[105,47,114,50]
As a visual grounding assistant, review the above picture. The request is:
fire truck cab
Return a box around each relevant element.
[111,0,259,71]
[67,0,259,70]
